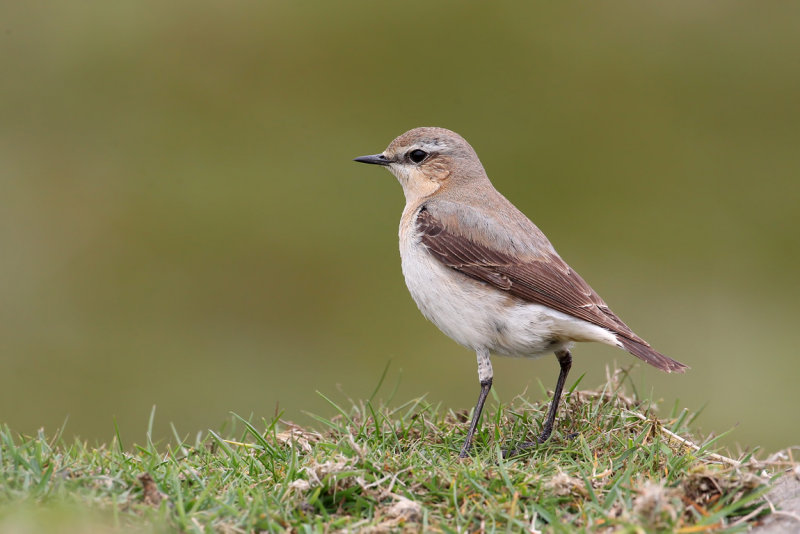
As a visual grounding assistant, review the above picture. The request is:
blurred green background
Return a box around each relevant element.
[1,2,798,452]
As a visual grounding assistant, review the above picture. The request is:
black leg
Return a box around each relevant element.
[504,349,572,457]
[459,377,492,458]
[538,349,572,443]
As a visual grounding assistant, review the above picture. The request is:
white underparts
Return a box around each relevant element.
[399,224,619,359]
[476,348,492,383]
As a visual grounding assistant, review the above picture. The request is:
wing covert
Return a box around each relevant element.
[416,207,645,345]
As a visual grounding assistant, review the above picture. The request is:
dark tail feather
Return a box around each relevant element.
[618,337,688,373]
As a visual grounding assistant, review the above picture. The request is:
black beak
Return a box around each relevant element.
[353,154,391,166]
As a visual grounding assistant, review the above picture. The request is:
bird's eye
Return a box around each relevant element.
[408,149,428,164]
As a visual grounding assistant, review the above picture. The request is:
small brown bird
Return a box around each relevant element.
[355,127,687,457]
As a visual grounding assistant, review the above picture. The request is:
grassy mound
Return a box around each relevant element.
[0,368,787,532]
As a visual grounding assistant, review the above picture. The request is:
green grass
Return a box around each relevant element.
[0,368,784,533]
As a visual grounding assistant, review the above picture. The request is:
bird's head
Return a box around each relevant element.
[354,127,488,204]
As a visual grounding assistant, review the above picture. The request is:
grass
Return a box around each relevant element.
[0,367,789,533]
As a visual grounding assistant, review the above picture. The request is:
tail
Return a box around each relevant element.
[617,337,688,373]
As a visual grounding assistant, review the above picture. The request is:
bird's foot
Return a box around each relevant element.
[502,431,579,458]
[502,441,537,458]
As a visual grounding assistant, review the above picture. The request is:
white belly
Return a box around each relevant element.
[399,227,618,357]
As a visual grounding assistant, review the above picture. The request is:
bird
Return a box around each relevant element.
[354,127,687,457]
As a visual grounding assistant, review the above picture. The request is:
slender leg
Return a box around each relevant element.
[537,349,572,443]
[459,349,493,458]
[505,349,572,456]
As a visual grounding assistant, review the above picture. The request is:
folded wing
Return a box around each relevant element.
[416,206,687,373]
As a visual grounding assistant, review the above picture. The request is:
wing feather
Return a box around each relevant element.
[417,207,647,347]
[416,207,688,372]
